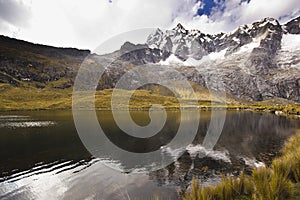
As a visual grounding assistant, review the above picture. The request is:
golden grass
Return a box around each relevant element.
[181,131,300,200]
[1,83,300,117]
[181,173,254,200]
[0,83,209,111]
[252,165,293,200]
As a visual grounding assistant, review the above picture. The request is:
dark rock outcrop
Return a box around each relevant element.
[285,16,300,34]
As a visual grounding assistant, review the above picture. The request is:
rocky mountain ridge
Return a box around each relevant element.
[0,16,299,103]
[104,16,300,102]
[147,17,283,60]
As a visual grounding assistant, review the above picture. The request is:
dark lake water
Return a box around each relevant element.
[0,110,299,199]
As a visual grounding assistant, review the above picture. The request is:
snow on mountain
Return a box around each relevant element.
[147,17,286,64]
[159,54,184,66]
[101,16,300,102]
[281,34,300,51]
[233,42,260,54]
[199,48,228,62]
[276,34,300,70]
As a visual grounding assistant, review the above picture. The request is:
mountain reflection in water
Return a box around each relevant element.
[0,110,299,199]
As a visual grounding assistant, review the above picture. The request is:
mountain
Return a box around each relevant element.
[147,18,283,62]
[0,16,299,104]
[101,16,300,102]
[0,35,90,88]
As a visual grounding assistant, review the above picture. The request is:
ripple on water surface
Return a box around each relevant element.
[0,115,56,128]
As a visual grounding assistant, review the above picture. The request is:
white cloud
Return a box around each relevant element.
[0,0,198,50]
[0,0,31,27]
[0,0,31,37]
[0,0,298,50]
[173,0,300,34]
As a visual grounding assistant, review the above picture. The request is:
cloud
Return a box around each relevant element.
[57,0,200,49]
[0,0,31,36]
[0,0,31,27]
[0,0,298,50]
[172,0,300,34]
[0,0,199,50]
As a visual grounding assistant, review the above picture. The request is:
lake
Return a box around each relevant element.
[0,110,299,199]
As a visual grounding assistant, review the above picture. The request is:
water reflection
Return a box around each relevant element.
[0,110,299,199]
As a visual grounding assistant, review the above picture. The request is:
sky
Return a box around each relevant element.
[0,0,299,51]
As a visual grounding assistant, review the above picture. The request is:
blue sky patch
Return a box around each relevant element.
[197,0,217,16]
[197,0,251,16]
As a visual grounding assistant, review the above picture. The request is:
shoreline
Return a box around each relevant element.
[181,130,300,200]
[0,104,299,120]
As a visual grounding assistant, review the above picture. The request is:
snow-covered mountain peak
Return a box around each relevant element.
[98,16,300,103]
[258,17,280,26]
[173,23,188,34]
[146,16,292,64]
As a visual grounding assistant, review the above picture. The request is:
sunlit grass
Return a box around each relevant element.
[181,131,300,200]
[1,83,299,117]
[252,165,293,200]
[0,83,208,111]
[181,172,254,200]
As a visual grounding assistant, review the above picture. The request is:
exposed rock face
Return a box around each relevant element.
[284,16,300,34]
[147,18,283,61]
[119,42,164,65]
[0,16,299,102]
[98,16,300,102]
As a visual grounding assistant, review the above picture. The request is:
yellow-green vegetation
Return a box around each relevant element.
[0,81,224,110]
[1,83,300,117]
[0,83,73,110]
[181,131,300,200]
[252,164,293,200]
[181,172,254,200]
[227,102,300,119]
[0,83,183,110]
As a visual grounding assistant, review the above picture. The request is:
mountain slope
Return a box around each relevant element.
[0,16,299,106]
[0,35,90,88]
[102,16,300,102]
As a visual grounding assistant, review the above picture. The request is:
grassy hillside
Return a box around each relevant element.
[0,35,88,87]
[0,35,299,116]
